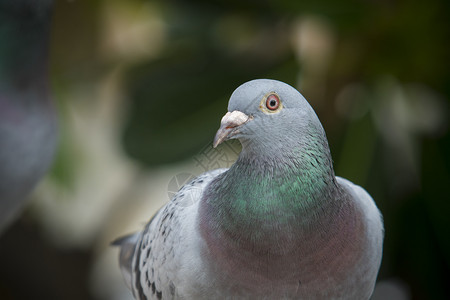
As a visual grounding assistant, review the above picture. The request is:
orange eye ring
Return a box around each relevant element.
[266,94,280,111]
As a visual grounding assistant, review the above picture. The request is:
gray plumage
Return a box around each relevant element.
[0,0,57,233]
[115,79,384,299]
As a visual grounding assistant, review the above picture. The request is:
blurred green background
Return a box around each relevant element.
[1,0,449,299]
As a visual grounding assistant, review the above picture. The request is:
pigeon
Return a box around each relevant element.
[115,79,384,299]
[0,0,57,233]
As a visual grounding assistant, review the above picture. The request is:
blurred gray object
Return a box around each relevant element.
[0,0,57,233]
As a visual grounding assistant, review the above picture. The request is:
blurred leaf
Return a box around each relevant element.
[335,114,376,186]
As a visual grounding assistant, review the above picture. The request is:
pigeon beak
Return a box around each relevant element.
[213,111,253,148]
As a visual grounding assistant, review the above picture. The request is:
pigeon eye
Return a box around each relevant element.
[260,92,283,114]
[266,94,280,111]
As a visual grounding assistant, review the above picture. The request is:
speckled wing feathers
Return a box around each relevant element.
[118,169,227,300]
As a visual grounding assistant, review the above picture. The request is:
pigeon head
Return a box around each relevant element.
[214,79,328,161]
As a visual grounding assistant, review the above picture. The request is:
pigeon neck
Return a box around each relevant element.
[199,139,339,252]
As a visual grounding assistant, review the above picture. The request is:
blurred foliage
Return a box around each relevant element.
[1,0,449,299]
